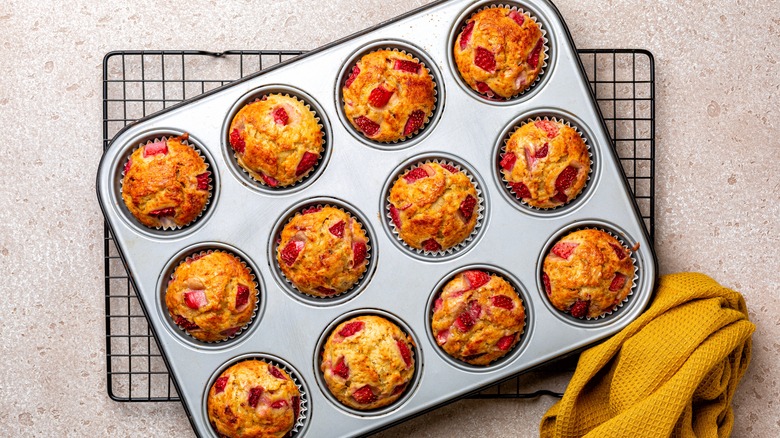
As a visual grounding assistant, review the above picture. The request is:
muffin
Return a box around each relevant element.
[207,359,301,438]
[432,270,525,365]
[121,134,210,228]
[321,315,415,410]
[277,206,368,297]
[542,229,635,319]
[342,49,436,142]
[454,7,545,99]
[388,162,479,252]
[228,93,324,187]
[165,251,257,342]
[500,119,590,208]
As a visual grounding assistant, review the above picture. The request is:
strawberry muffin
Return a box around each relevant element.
[228,93,324,187]
[454,7,545,99]
[543,229,635,319]
[207,359,302,438]
[277,206,368,297]
[165,251,257,342]
[321,315,415,410]
[121,134,210,228]
[388,162,479,252]
[500,119,590,208]
[432,270,525,365]
[342,49,436,142]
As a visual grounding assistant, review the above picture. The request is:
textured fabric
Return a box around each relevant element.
[540,272,754,438]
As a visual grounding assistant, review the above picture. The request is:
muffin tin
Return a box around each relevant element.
[96,0,656,436]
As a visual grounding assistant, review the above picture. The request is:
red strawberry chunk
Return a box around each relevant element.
[329,220,345,238]
[404,167,430,183]
[403,109,425,136]
[610,243,627,260]
[551,242,579,260]
[214,376,229,393]
[280,240,304,266]
[476,81,495,97]
[260,173,279,187]
[422,239,441,252]
[542,272,551,297]
[268,365,286,380]
[196,172,210,190]
[610,273,627,292]
[491,295,515,310]
[174,315,198,331]
[434,297,443,312]
[441,163,459,173]
[528,38,544,69]
[292,396,300,422]
[500,152,517,171]
[271,400,288,409]
[475,47,496,72]
[302,206,322,215]
[396,340,412,368]
[509,182,532,199]
[333,356,349,379]
[464,270,490,289]
[248,387,264,408]
[272,106,289,126]
[123,158,132,174]
[315,286,338,295]
[368,85,394,108]
[467,300,482,320]
[345,65,360,88]
[389,204,402,228]
[459,21,475,50]
[295,151,319,176]
[354,116,380,137]
[535,143,549,159]
[459,195,477,221]
[184,290,207,309]
[352,241,367,268]
[339,321,365,338]
[497,334,515,351]
[570,299,590,318]
[508,10,525,26]
[553,191,569,204]
[229,129,245,153]
[436,329,450,345]
[535,120,559,138]
[149,207,175,217]
[455,311,475,332]
[393,59,421,74]
[220,327,241,337]
[392,384,407,396]
[555,166,578,194]
[352,386,377,405]
[143,140,168,157]
[235,284,250,310]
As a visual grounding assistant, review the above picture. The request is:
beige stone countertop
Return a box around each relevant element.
[0,0,778,436]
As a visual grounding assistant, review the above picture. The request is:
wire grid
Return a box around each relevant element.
[103,49,655,402]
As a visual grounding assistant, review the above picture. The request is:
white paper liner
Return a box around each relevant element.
[385,159,485,257]
[499,116,593,210]
[120,135,212,230]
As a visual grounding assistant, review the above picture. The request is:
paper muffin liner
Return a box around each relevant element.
[229,93,327,189]
[543,227,639,321]
[386,159,485,258]
[166,249,260,343]
[499,116,593,210]
[458,3,549,100]
[120,134,213,230]
[274,204,372,299]
[341,46,439,144]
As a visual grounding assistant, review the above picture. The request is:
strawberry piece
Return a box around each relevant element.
[508,10,525,26]
[354,116,380,137]
[392,384,407,396]
[292,396,300,422]
[403,109,425,136]
[174,315,198,331]
[610,273,627,292]
[220,327,241,337]
[497,334,515,351]
[184,290,207,309]
[315,286,338,295]
[295,151,319,176]
[524,147,538,170]
[248,387,264,408]
[459,195,477,221]
[389,204,402,228]
[123,158,132,174]
[475,47,496,72]
[464,270,490,289]
[404,167,430,183]
[269,365,286,380]
[441,163,459,173]
[509,182,531,199]
[229,129,245,153]
[339,321,365,338]
[459,21,475,50]
[535,120,559,138]
[610,243,627,260]
[368,85,394,108]
[528,38,544,69]
[271,400,288,409]
[476,81,496,97]
[542,272,551,297]
[397,340,412,368]
[280,240,304,266]
[570,299,589,318]
[149,207,175,217]
[352,241,367,268]
[235,284,250,310]
[555,166,578,195]
[345,65,360,88]
[272,106,289,126]
[352,386,377,405]
[214,376,229,393]
[535,143,549,159]
[500,152,517,171]
[329,221,345,238]
[422,239,441,252]
[467,300,482,320]
[393,59,421,74]
[436,329,450,345]
[551,242,579,260]
[491,295,514,310]
[433,297,443,312]
[260,173,279,187]
[143,140,168,157]
[196,172,210,190]
[302,206,322,215]
[553,191,569,204]
[455,311,475,332]
[333,356,349,379]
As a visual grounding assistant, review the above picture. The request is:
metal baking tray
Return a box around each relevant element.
[96,0,657,436]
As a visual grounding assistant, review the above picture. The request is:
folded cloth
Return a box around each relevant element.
[540,272,755,438]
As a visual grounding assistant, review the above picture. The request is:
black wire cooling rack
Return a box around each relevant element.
[103,49,655,402]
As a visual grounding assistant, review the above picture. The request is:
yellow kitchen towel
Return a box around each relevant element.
[540,272,755,438]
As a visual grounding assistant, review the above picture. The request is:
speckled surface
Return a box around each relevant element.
[0,0,778,436]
